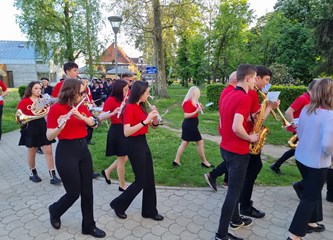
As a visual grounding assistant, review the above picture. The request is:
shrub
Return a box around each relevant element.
[18,85,27,98]
[206,84,307,111]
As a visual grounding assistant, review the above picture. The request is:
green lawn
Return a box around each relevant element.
[2,84,300,187]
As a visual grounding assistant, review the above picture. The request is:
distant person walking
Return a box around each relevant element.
[173,86,213,168]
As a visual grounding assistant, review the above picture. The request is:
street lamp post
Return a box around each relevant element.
[108,16,123,79]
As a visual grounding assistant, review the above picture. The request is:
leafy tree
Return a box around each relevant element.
[175,37,191,87]
[275,0,333,75]
[210,0,254,82]
[14,0,103,72]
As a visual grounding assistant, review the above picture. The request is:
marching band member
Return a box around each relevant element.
[205,71,237,191]
[100,79,129,191]
[17,81,61,184]
[215,64,258,240]
[110,81,163,221]
[46,79,105,238]
[287,78,333,240]
[239,65,278,219]
[270,80,317,177]
[51,61,79,97]
[172,86,213,168]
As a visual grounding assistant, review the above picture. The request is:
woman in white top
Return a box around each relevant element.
[287,78,333,240]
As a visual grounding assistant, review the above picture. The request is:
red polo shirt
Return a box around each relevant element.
[103,96,123,124]
[123,103,148,136]
[287,92,310,133]
[220,88,252,154]
[47,103,91,140]
[17,97,34,115]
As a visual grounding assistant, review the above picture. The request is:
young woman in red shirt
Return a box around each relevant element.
[100,79,129,191]
[17,81,61,185]
[110,81,163,221]
[173,86,213,168]
[46,79,105,238]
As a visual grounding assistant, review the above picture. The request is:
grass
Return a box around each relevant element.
[2,85,300,187]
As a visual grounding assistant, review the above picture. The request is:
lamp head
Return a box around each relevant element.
[108,16,123,34]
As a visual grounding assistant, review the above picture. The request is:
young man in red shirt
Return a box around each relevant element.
[238,65,279,219]
[215,64,259,240]
[52,62,79,97]
[205,71,237,191]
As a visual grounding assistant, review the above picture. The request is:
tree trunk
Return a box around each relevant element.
[152,0,168,98]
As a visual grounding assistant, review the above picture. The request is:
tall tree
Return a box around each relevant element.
[275,0,333,75]
[210,0,254,82]
[14,0,103,69]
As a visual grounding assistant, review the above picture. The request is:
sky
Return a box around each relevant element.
[0,0,277,58]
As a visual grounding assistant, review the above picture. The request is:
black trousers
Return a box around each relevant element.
[210,160,229,183]
[111,135,158,217]
[273,148,295,168]
[49,138,95,231]
[217,148,250,238]
[239,153,262,209]
[289,160,328,237]
[86,126,93,143]
[0,105,3,140]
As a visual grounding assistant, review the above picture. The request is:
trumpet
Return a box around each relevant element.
[57,96,86,128]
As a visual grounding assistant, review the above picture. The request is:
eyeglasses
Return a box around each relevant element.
[79,90,86,96]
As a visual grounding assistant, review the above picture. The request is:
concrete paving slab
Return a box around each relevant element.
[0,130,332,240]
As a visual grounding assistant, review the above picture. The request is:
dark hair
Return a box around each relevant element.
[63,61,78,74]
[128,81,149,113]
[256,65,272,78]
[40,77,49,81]
[111,80,128,102]
[58,79,83,106]
[122,73,134,78]
[236,64,257,82]
[23,81,42,98]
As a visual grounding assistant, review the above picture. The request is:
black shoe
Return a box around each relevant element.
[270,164,281,175]
[29,174,42,183]
[240,206,265,218]
[50,175,62,185]
[142,214,164,221]
[49,206,61,229]
[172,161,181,167]
[229,216,253,230]
[204,173,217,191]
[101,170,111,185]
[292,181,303,199]
[201,162,214,168]
[109,202,127,219]
[92,172,100,179]
[82,227,106,238]
[215,232,244,240]
[118,186,125,192]
[307,223,325,233]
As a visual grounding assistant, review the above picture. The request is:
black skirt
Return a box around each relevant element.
[181,117,202,141]
[18,117,56,148]
[106,124,127,157]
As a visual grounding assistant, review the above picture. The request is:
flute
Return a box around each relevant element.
[57,96,87,129]
[146,100,162,122]
[196,101,204,115]
[117,96,128,118]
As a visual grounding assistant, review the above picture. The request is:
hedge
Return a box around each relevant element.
[18,85,27,98]
[206,84,307,111]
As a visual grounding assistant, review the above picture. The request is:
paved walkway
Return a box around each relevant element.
[0,130,332,240]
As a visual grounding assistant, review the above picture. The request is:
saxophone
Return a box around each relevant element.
[249,87,269,155]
